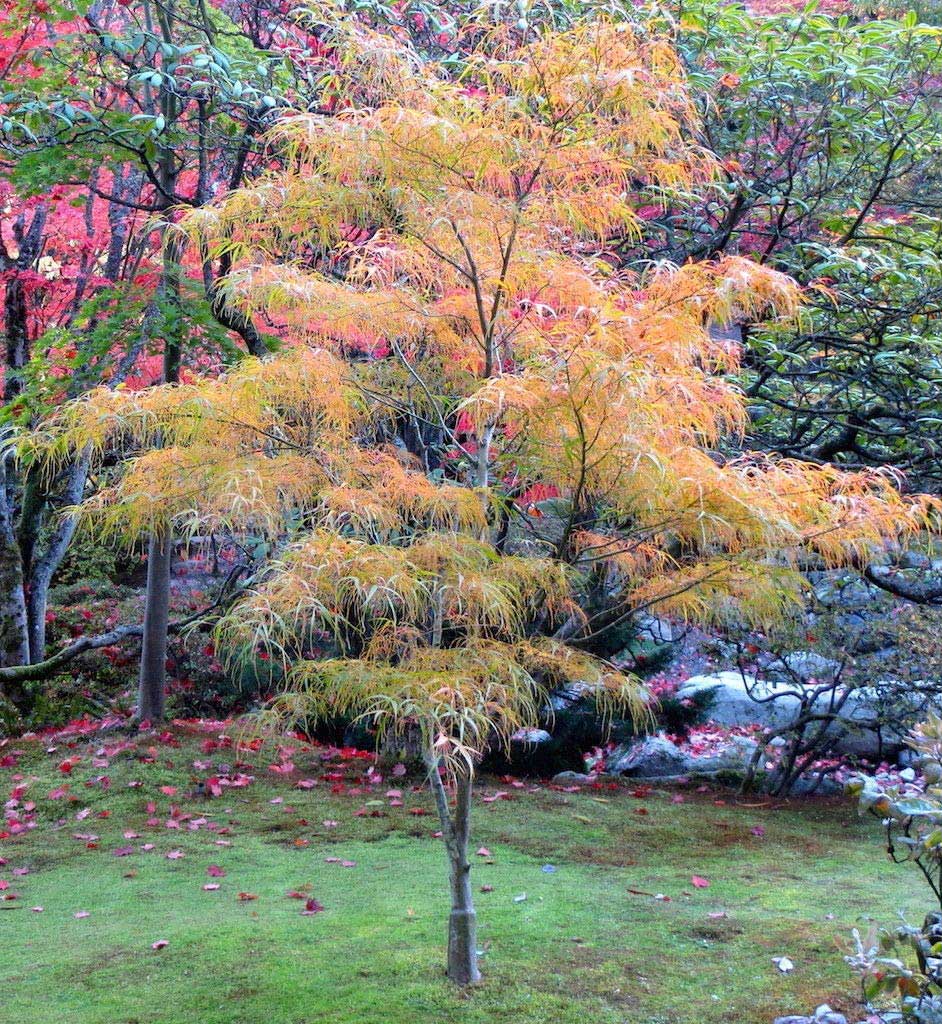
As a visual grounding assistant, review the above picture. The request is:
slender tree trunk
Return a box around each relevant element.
[137,528,172,723]
[428,755,481,985]
[0,508,29,668]
[0,453,30,709]
[134,89,182,720]
[24,449,91,663]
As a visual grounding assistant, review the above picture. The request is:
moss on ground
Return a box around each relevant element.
[0,726,921,1024]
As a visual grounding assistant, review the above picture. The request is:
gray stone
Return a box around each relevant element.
[550,770,618,785]
[608,735,688,778]
[773,1007,846,1024]
[677,672,803,729]
[676,672,909,759]
[687,735,758,776]
[548,682,595,711]
[551,771,594,785]
[633,613,677,645]
[606,732,757,779]
[782,774,843,797]
[767,651,840,682]
[899,550,932,570]
[813,1007,847,1024]
[510,728,552,745]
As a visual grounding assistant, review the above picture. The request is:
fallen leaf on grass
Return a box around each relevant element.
[151,940,169,950]
[206,865,225,877]
[237,892,258,901]
[691,876,710,889]
[202,884,220,891]
[476,847,491,857]
[301,898,324,915]
[166,850,184,860]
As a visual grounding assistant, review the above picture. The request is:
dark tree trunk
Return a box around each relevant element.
[0,455,30,709]
[0,510,29,668]
[428,756,481,985]
[24,450,91,663]
[135,80,182,721]
[137,529,172,723]
[2,205,47,404]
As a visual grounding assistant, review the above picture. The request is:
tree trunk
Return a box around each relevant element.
[0,527,29,670]
[428,756,481,985]
[137,529,172,723]
[0,455,30,709]
[24,449,91,663]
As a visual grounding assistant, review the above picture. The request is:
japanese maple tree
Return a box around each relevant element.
[25,17,940,983]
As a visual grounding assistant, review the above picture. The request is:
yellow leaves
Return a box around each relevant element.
[26,347,357,472]
[220,530,573,661]
[644,256,803,328]
[455,375,548,435]
[257,634,645,777]
[74,448,331,545]
[629,560,809,632]
[324,450,487,536]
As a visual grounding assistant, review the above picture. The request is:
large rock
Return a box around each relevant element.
[510,728,552,746]
[766,651,840,682]
[687,735,759,776]
[676,671,909,759]
[608,735,688,778]
[632,613,677,646]
[774,1006,847,1024]
[677,672,803,729]
[606,732,757,780]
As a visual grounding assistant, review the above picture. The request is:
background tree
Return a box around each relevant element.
[0,0,293,711]
[651,2,942,491]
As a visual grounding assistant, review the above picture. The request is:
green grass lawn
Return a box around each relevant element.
[0,725,921,1024]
